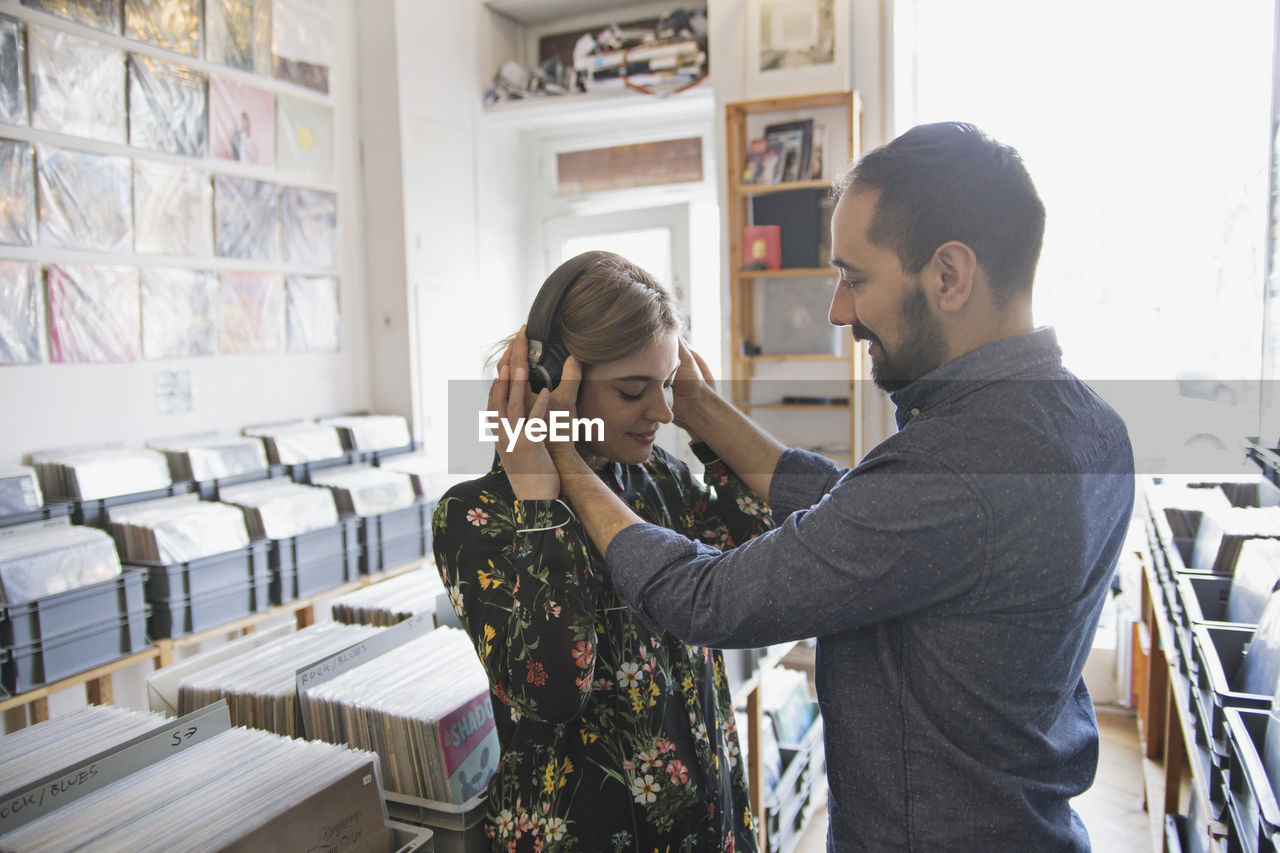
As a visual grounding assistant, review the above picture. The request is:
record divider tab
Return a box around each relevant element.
[0,700,232,834]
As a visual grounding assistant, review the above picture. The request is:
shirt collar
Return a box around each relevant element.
[890,327,1063,428]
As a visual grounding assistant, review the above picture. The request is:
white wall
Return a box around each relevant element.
[0,0,372,465]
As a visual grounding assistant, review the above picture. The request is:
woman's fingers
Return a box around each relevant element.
[692,347,716,389]
[489,363,509,416]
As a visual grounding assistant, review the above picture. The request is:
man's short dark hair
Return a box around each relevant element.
[835,122,1046,304]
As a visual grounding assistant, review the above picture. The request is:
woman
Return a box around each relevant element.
[432,252,773,852]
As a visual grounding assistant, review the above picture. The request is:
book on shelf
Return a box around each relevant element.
[743,225,782,271]
[763,119,814,184]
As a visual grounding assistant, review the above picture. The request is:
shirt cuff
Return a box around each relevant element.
[513,498,575,534]
[768,448,839,519]
[689,441,720,464]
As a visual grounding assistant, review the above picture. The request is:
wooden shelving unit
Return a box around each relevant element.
[724,91,864,462]
[725,90,862,853]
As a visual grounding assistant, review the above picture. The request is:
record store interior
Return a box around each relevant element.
[1,1,1279,851]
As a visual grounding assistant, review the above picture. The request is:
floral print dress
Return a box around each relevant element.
[431,444,773,852]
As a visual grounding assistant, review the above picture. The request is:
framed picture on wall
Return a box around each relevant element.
[745,0,849,98]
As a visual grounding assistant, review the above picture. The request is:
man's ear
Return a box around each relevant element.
[931,241,978,313]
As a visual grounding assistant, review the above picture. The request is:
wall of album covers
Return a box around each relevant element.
[0,0,368,460]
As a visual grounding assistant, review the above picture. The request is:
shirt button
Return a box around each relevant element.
[911,408,920,417]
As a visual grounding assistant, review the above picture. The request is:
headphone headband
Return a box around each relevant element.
[526,251,607,391]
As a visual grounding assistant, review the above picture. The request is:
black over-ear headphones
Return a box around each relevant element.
[526,251,607,392]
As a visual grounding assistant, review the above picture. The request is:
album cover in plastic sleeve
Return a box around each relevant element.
[142,267,216,359]
[28,26,126,142]
[0,260,41,364]
[0,139,35,246]
[281,186,336,267]
[214,175,279,260]
[205,0,253,71]
[271,0,331,93]
[47,264,141,363]
[37,144,133,253]
[286,275,339,353]
[128,54,207,157]
[125,0,199,56]
[219,272,284,354]
[21,0,121,32]
[134,160,212,256]
[0,15,28,126]
[276,94,332,181]
[210,76,273,166]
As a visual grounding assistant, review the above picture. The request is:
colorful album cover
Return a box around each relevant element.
[47,264,141,363]
[214,175,280,260]
[124,0,199,56]
[129,54,207,157]
[281,187,336,267]
[0,15,28,126]
[37,144,133,253]
[28,26,126,142]
[271,0,331,93]
[142,267,216,359]
[0,139,35,247]
[134,160,212,256]
[286,275,339,353]
[276,94,332,182]
[0,261,41,364]
[219,272,284,354]
[21,0,121,32]
[210,76,273,166]
[205,0,253,71]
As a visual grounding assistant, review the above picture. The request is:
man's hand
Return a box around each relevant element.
[672,339,717,444]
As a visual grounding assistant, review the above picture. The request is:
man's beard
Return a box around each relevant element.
[853,283,948,394]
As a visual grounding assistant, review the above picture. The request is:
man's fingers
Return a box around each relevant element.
[552,355,583,413]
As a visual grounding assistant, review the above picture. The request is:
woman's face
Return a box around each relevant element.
[575,330,678,466]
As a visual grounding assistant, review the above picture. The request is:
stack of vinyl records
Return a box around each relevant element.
[219,480,339,540]
[321,414,412,453]
[300,626,498,802]
[149,435,269,483]
[109,494,250,564]
[0,720,390,852]
[0,525,122,604]
[1145,481,1233,538]
[29,447,172,501]
[0,467,42,518]
[175,622,380,735]
[330,568,445,627]
[243,421,346,466]
[0,705,166,792]
[1226,539,1280,624]
[309,465,416,517]
[375,454,466,506]
[1191,506,1280,574]
[0,526,149,693]
[220,480,354,602]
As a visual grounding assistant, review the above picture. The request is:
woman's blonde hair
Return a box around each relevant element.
[492,252,680,371]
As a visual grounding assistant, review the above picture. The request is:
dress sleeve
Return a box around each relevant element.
[432,485,601,723]
[682,442,775,550]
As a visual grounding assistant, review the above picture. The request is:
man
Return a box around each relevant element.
[527,122,1134,850]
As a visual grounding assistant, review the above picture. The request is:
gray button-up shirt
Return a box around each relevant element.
[605,327,1135,851]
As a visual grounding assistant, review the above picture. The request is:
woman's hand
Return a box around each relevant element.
[672,339,716,444]
[490,328,560,500]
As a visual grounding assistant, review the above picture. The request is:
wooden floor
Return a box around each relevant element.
[789,705,1151,853]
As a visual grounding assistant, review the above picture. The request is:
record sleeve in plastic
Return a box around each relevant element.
[134,160,212,255]
[142,267,217,359]
[46,264,141,363]
[28,25,126,142]
[286,275,339,353]
[124,0,199,56]
[0,139,35,247]
[214,175,280,260]
[219,271,284,354]
[37,144,133,253]
[0,260,41,364]
[128,53,207,157]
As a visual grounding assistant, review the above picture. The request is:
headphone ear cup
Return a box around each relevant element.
[529,339,570,393]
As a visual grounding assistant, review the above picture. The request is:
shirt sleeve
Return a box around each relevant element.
[604,449,990,648]
[768,448,848,519]
[432,488,600,723]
